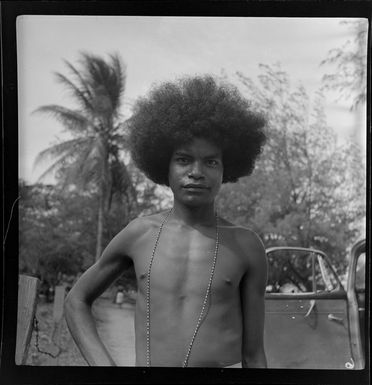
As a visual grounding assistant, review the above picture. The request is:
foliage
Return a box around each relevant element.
[19,181,87,286]
[19,170,165,290]
[33,52,137,260]
[217,63,365,273]
[18,180,133,284]
[320,19,368,110]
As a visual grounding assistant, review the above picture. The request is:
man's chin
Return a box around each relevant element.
[182,197,214,207]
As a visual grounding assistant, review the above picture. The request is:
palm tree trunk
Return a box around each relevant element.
[95,193,104,262]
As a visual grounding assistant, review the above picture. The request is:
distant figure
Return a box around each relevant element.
[47,286,54,303]
[279,282,301,294]
[114,287,125,308]
[65,75,268,368]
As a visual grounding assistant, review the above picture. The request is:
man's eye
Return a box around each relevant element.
[177,157,189,164]
[207,159,219,166]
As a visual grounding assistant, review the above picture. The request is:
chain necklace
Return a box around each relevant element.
[146,209,219,368]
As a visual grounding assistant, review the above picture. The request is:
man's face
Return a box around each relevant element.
[168,137,223,207]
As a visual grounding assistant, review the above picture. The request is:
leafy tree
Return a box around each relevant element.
[19,181,88,287]
[18,181,126,285]
[320,19,368,110]
[33,52,137,261]
[217,63,365,273]
[19,170,165,291]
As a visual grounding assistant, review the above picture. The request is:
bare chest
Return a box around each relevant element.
[132,226,246,299]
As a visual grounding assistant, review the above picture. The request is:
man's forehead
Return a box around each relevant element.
[173,137,222,156]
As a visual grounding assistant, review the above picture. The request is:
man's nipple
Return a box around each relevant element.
[139,272,147,280]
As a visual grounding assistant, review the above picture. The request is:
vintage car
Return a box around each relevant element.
[264,239,366,369]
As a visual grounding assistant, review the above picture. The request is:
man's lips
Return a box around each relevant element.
[182,184,209,190]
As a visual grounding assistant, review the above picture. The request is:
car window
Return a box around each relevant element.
[315,255,339,292]
[266,249,339,294]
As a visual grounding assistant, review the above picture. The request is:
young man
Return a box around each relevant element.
[65,76,268,368]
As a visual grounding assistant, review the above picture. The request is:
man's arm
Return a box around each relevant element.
[239,231,268,368]
[64,220,139,366]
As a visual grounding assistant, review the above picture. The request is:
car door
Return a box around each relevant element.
[346,239,366,369]
[264,247,356,369]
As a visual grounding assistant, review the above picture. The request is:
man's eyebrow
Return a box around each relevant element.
[174,151,191,156]
[205,153,222,158]
[173,151,222,158]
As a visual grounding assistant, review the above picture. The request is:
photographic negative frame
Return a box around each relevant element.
[1,1,370,384]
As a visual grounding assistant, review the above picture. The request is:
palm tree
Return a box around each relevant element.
[34,52,137,261]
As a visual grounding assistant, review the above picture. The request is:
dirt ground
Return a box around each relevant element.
[93,298,136,366]
[25,296,136,366]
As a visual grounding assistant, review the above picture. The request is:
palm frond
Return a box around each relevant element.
[110,53,126,89]
[35,52,131,206]
[107,53,126,112]
[54,72,94,113]
[34,137,90,167]
[40,138,103,190]
[68,136,111,188]
[36,150,75,182]
[80,53,106,87]
[33,105,92,135]
[63,59,94,101]
[80,52,125,115]
[61,143,100,188]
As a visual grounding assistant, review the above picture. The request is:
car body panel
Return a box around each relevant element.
[264,242,366,369]
[265,295,353,369]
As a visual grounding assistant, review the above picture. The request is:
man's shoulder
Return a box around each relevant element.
[111,211,169,257]
[125,210,171,234]
[219,218,266,266]
[219,218,263,247]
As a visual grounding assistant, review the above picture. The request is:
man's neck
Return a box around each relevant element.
[171,202,217,228]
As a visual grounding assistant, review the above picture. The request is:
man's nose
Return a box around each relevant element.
[188,161,204,179]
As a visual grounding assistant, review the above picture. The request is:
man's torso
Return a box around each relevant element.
[127,213,252,367]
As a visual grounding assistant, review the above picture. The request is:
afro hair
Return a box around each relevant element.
[128,75,266,185]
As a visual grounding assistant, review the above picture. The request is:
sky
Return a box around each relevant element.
[17,16,368,183]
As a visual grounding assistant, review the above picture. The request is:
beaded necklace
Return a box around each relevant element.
[145,209,219,367]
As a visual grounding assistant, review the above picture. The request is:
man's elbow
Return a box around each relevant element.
[64,290,89,317]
